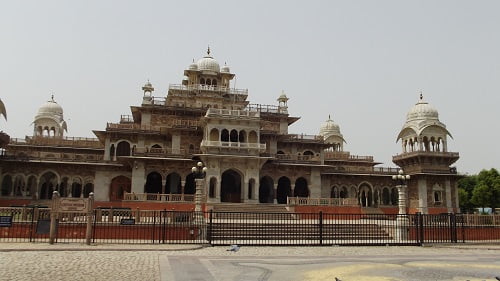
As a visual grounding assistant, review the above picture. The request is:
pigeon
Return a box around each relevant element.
[227,244,240,252]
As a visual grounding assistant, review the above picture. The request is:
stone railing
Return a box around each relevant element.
[133,147,200,158]
[205,108,260,118]
[393,151,459,161]
[275,153,321,163]
[123,192,195,202]
[201,140,266,150]
[10,136,102,149]
[281,134,324,142]
[106,123,162,131]
[324,151,374,161]
[2,151,104,162]
[287,197,359,206]
[169,84,248,96]
[246,103,282,114]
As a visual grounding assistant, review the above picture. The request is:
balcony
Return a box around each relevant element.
[201,140,266,150]
[275,153,321,163]
[106,123,161,132]
[281,134,324,143]
[205,108,260,119]
[324,166,399,175]
[246,103,283,114]
[132,147,198,158]
[324,151,374,162]
[2,150,104,162]
[9,136,102,149]
[392,151,460,161]
[124,192,194,202]
[168,84,248,97]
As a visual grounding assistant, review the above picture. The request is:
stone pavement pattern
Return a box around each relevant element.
[0,244,499,281]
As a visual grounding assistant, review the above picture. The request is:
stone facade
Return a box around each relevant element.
[0,50,461,214]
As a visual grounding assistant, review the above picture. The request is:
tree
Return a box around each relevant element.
[458,175,477,213]
[470,168,500,213]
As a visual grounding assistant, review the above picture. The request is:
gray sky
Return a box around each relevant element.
[1,0,499,174]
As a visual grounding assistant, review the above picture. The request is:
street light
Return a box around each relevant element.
[191,161,207,225]
[392,169,410,241]
[392,169,410,215]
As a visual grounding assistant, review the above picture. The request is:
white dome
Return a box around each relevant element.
[221,63,230,73]
[37,96,63,117]
[188,60,198,70]
[197,56,220,72]
[319,116,343,139]
[406,95,439,122]
[196,47,220,72]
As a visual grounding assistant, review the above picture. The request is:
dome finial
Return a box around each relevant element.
[328,114,331,120]
[207,45,211,56]
[51,94,55,102]
[419,91,423,101]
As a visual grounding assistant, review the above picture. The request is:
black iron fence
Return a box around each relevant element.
[0,207,499,245]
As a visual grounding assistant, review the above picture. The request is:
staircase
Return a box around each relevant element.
[209,203,294,219]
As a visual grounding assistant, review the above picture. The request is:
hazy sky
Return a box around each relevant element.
[1,1,499,174]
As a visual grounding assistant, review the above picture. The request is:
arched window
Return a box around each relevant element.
[248,131,257,143]
[212,79,217,86]
[221,129,229,142]
[1,175,12,196]
[209,128,219,141]
[116,141,130,156]
[83,183,94,198]
[230,130,238,142]
[390,188,398,205]
[239,130,246,143]
[340,186,348,198]
[200,78,205,85]
[330,186,339,198]
[382,188,390,205]
[294,177,309,197]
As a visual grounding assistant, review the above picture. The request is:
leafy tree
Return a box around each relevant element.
[458,175,477,213]
[470,168,500,213]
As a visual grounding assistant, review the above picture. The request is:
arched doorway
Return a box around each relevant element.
[359,184,373,207]
[294,177,309,197]
[276,176,291,204]
[145,172,162,193]
[83,183,94,198]
[221,169,241,203]
[39,172,58,199]
[71,178,82,198]
[110,176,131,201]
[166,173,182,194]
[116,141,131,156]
[184,173,195,195]
[1,175,12,196]
[259,176,274,203]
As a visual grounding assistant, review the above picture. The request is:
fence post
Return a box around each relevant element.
[85,192,94,245]
[450,213,457,243]
[417,212,424,246]
[49,191,60,245]
[319,211,323,245]
[208,209,213,244]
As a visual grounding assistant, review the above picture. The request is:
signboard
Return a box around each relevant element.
[36,219,54,234]
[0,216,12,227]
[120,218,135,225]
[57,198,89,213]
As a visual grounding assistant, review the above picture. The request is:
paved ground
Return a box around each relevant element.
[0,243,499,281]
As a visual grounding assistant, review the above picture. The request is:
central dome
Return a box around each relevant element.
[196,47,220,72]
[406,95,438,122]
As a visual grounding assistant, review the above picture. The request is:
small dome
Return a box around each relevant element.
[188,59,198,70]
[221,63,230,73]
[319,115,342,139]
[196,47,220,72]
[37,96,63,117]
[406,95,439,122]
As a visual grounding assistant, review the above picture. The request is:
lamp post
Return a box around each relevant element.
[191,161,207,225]
[392,169,410,241]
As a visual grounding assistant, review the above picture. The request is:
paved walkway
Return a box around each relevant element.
[0,243,498,281]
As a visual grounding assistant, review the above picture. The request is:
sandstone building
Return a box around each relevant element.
[0,49,460,214]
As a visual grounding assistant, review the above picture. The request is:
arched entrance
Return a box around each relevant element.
[221,169,241,203]
[110,176,131,201]
[359,184,373,207]
[276,176,291,204]
[39,172,58,199]
[145,172,162,193]
[259,176,274,203]
[166,173,182,194]
[294,177,309,197]
[184,173,195,195]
